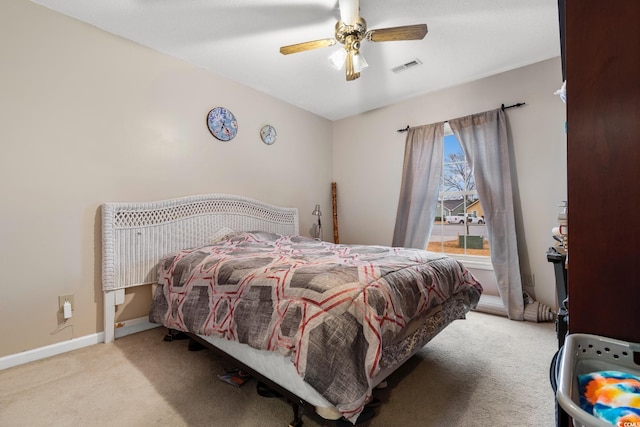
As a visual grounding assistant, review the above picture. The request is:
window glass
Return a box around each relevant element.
[429,130,491,258]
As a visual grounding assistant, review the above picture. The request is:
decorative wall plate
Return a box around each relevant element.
[260,124,277,145]
[207,107,238,141]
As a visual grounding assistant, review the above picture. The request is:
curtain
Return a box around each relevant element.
[392,122,444,249]
[449,108,524,320]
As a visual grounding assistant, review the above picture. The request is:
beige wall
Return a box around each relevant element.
[332,57,567,310]
[0,1,333,357]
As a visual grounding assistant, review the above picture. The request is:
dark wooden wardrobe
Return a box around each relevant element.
[564,1,640,343]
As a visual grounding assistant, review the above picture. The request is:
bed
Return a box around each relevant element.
[101,194,482,425]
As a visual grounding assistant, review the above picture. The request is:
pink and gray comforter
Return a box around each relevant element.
[149,231,482,421]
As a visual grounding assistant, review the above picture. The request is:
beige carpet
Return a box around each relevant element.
[0,311,557,427]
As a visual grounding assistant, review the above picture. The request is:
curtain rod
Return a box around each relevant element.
[396,102,526,133]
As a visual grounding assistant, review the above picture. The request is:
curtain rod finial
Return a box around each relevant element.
[502,102,526,111]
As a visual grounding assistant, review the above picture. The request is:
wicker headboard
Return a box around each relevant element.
[101,194,299,292]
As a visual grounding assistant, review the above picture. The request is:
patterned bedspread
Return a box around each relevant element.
[149,232,482,422]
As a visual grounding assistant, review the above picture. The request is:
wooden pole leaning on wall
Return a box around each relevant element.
[332,182,339,243]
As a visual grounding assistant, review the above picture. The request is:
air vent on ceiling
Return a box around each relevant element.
[392,58,423,73]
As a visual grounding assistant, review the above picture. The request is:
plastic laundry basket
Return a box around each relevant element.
[557,333,640,427]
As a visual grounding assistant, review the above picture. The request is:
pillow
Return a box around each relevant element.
[208,227,236,244]
[578,370,640,425]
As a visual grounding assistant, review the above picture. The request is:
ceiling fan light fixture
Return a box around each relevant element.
[329,48,347,70]
[352,51,368,73]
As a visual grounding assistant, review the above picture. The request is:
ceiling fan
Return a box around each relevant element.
[279,0,428,81]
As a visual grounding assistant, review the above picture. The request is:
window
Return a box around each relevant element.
[429,125,491,266]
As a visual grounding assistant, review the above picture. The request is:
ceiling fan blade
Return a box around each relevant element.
[345,50,360,81]
[366,24,428,42]
[338,0,359,25]
[279,38,337,55]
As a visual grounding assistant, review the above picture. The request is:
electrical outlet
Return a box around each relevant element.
[58,294,74,311]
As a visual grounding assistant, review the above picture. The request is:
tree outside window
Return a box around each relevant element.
[429,131,490,257]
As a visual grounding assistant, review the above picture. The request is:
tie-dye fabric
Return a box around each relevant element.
[579,370,640,425]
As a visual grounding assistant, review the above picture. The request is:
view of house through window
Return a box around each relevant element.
[429,128,491,257]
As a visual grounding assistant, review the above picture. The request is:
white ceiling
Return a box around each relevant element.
[31,0,561,121]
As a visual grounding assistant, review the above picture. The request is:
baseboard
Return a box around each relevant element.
[114,316,159,339]
[0,317,160,371]
[0,332,104,371]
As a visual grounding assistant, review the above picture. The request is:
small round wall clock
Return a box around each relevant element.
[260,124,277,145]
[207,107,238,141]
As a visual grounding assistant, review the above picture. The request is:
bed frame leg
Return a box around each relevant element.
[103,290,116,343]
[287,401,303,427]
